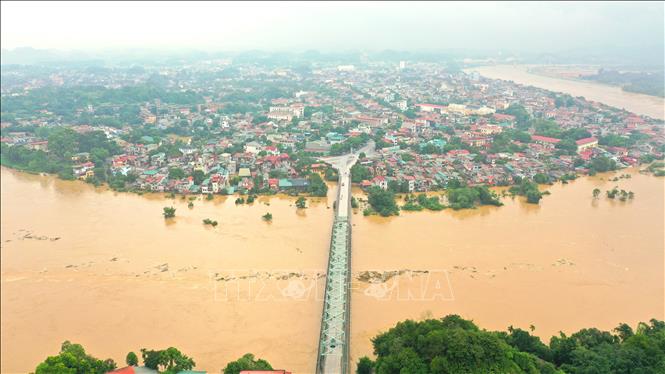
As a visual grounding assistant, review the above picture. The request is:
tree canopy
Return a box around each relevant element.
[359,315,665,374]
[140,347,195,373]
[223,353,273,374]
[367,186,399,216]
[35,341,116,374]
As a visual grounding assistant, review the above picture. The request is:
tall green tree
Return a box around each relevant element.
[308,172,328,197]
[126,351,139,366]
[367,187,399,216]
[223,353,273,374]
[35,341,116,374]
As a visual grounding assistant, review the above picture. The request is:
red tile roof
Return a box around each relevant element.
[575,137,598,146]
[531,135,561,144]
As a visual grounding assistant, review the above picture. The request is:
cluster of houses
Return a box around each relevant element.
[1,60,663,195]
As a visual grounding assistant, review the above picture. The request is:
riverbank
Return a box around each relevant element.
[467,65,665,120]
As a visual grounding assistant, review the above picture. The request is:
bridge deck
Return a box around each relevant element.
[316,171,352,374]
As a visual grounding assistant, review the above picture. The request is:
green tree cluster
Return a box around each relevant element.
[163,206,176,218]
[295,196,307,209]
[308,172,328,197]
[509,180,543,204]
[329,133,370,155]
[447,186,503,210]
[367,187,399,216]
[351,164,373,183]
[140,347,195,373]
[223,353,272,374]
[358,315,665,374]
[35,341,116,374]
[589,156,617,174]
[365,315,557,374]
[402,194,446,211]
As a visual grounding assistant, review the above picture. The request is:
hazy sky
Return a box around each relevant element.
[2,1,663,52]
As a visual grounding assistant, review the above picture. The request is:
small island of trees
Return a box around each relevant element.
[509,178,544,204]
[295,196,307,209]
[162,206,176,219]
[364,187,400,216]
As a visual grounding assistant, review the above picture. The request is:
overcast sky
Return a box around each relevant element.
[2,1,663,53]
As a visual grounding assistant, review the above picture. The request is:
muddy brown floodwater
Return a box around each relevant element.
[1,166,664,373]
[350,170,664,365]
[1,167,333,373]
[468,65,665,120]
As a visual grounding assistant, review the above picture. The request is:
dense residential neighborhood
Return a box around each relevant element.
[1,60,663,200]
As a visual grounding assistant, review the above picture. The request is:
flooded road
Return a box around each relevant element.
[1,166,664,372]
[469,65,665,120]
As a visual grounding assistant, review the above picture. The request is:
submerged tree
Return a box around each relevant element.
[163,206,176,218]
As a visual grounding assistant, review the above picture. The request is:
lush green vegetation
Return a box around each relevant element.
[402,194,446,211]
[589,156,617,174]
[329,133,370,155]
[599,131,650,148]
[366,186,399,216]
[223,353,273,374]
[351,163,373,183]
[583,69,665,97]
[646,161,665,176]
[308,172,328,197]
[324,167,339,181]
[203,218,218,227]
[488,129,531,154]
[140,347,195,373]
[262,212,273,221]
[0,128,122,182]
[1,84,203,120]
[554,94,576,108]
[606,187,635,201]
[358,315,665,374]
[533,173,551,184]
[126,351,139,366]
[163,206,176,218]
[447,185,503,210]
[509,179,544,204]
[35,341,116,374]
[500,103,530,128]
[295,196,307,209]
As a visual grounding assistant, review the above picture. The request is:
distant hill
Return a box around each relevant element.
[0,47,96,65]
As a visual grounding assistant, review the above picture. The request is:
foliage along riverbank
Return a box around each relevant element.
[356,315,665,374]
[356,159,664,217]
[33,314,665,374]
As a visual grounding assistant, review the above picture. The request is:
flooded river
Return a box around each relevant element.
[469,65,665,120]
[2,166,664,372]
